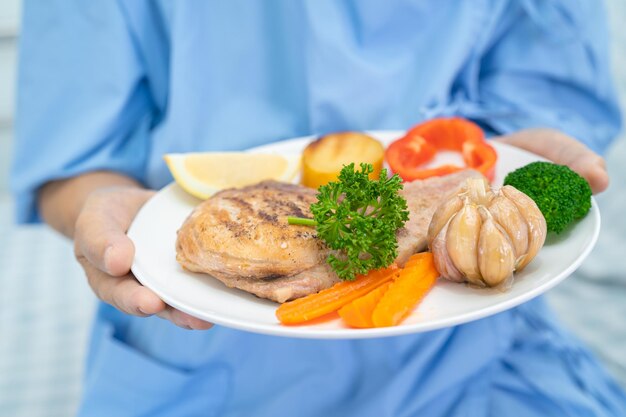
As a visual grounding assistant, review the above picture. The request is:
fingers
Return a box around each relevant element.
[77,253,212,329]
[74,188,154,276]
[565,153,609,194]
[76,253,166,316]
[157,308,214,330]
[495,129,609,194]
[74,186,213,330]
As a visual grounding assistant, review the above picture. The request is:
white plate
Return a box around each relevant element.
[128,131,600,339]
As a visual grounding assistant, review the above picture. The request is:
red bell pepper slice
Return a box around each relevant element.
[462,139,497,181]
[385,117,497,181]
[385,133,437,180]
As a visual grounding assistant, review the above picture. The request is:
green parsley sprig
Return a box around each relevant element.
[288,163,409,281]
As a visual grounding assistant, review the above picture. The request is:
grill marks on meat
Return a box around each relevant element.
[176,182,326,282]
[176,181,340,302]
[176,171,484,303]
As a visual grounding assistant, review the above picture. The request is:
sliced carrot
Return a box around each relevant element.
[338,282,392,328]
[372,253,438,327]
[402,252,431,268]
[276,266,399,325]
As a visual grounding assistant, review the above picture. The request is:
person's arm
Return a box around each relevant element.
[39,171,141,239]
[38,172,213,329]
[13,1,210,329]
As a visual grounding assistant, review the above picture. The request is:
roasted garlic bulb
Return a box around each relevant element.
[427,178,547,288]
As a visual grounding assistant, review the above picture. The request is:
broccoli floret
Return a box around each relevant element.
[503,161,592,234]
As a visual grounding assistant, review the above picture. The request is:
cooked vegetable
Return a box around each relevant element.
[385,117,497,181]
[503,161,592,233]
[279,254,440,328]
[288,163,409,281]
[337,282,392,328]
[371,252,438,327]
[428,178,546,288]
[301,132,385,189]
[276,266,399,325]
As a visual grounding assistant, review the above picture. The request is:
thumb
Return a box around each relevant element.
[495,129,609,194]
[74,187,154,276]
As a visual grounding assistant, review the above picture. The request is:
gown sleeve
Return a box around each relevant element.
[465,0,621,154]
[10,0,155,223]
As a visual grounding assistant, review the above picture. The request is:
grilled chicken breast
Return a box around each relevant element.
[176,170,484,302]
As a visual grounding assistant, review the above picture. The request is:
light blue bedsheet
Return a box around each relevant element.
[0,197,95,417]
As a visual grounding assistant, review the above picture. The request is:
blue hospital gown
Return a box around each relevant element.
[12,1,626,416]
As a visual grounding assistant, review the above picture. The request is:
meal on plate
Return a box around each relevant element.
[168,117,594,329]
[175,165,482,303]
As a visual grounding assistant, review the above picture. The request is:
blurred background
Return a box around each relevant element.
[1,1,625,416]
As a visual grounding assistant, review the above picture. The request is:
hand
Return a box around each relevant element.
[495,128,609,194]
[73,186,213,330]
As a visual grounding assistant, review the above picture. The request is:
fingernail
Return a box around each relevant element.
[103,245,114,274]
[137,302,157,316]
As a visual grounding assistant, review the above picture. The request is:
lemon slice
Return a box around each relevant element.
[164,152,302,199]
